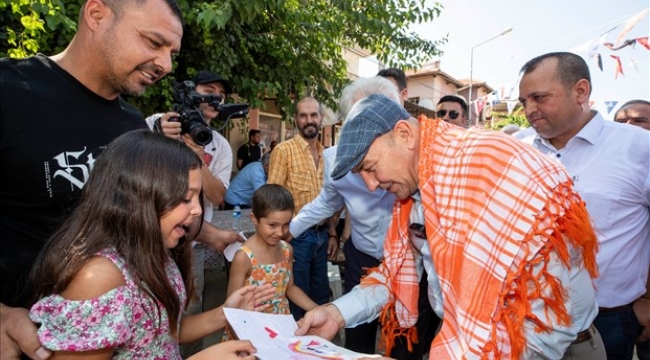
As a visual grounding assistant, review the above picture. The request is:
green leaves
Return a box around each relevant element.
[1,0,77,58]
[0,0,446,120]
[195,2,233,30]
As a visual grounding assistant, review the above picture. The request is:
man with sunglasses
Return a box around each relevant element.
[436,95,469,128]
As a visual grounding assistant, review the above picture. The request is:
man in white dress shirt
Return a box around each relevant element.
[517,51,650,360]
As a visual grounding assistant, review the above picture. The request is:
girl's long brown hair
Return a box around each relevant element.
[31,129,203,334]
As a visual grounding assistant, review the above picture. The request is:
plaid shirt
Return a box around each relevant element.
[268,135,324,215]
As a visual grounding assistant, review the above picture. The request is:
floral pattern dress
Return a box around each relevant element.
[242,240,292,314]
[29,248,186,359]
[222,240,292,341]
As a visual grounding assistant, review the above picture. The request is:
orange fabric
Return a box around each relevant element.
[363,198,418,354]
[363,117,599,359]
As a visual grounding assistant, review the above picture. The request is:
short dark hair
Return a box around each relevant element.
[520,52,591,95]
[251,184,295,219]
[248,129,261,139]
[84,0,184,24]
[438,95,468,115]
[614,99,650,119]
[377,68,407,90]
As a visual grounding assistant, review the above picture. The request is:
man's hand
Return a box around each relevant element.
[0,303,51,360]
[157,112,182,140]
[197,222,245,253]
[633,296,650,342]
[327,236,339,261]
[284,232,294,243]
[295,304,345,340]
[212,229,246,253]
[188,340,257,360]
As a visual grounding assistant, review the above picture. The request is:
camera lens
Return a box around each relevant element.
[187,120,213,146]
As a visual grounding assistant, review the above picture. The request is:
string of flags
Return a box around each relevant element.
[572,8,649,79]
[467,8,649,118]
[470,86,632,118]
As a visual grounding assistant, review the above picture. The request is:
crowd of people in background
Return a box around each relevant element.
[1,0,648,359]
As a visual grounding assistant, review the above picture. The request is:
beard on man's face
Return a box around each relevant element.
[299,123,320,139]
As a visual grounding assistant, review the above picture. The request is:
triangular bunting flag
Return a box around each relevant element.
[610,55,624,79]
[506,101,517,115]
[590,53,603,71]
[475,99,486,116]
[605,101,618,115]
[589,100,596,109]
[637,37,650,50]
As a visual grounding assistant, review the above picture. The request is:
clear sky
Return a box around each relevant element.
[361,0,649,119]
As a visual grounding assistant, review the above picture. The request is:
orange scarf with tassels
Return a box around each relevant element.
[362,117,599,359]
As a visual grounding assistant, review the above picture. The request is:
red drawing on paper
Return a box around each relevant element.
[264,326,278,339]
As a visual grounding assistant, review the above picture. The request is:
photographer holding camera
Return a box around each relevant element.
[146,70,240,357]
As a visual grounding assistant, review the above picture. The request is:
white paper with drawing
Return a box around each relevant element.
[223,308,380,360]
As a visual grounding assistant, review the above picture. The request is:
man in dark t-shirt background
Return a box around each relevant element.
[236,129,263,170]
[0,0,183,358]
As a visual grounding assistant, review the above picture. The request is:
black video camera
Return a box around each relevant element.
[170,80,219,146]
[164,80,250,146]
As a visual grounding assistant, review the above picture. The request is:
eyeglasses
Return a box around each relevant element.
[436,109,460,120]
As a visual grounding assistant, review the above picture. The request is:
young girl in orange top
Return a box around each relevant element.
[226,184,318,316]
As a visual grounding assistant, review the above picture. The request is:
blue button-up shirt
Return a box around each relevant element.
[224,162,267,207]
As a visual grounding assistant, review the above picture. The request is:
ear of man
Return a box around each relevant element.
[573,78,591,107]
[393,119,418,150]
[83,0,113,32]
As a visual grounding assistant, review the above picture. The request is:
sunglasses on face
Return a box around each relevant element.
[436,109,460,120]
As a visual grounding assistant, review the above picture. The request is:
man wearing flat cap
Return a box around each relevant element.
[145,70,238,357]
[296,93,604,359]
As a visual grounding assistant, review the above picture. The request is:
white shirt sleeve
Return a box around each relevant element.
[144,113,163,131]
[331,268,390,327]
[209,132,233,189]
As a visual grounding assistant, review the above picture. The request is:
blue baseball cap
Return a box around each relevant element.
[331,93,411,180]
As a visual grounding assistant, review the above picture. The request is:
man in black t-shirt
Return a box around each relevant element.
[0,0,184,358]
[236,129,263,170]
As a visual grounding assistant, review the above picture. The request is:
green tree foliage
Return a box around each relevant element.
[1,0,446,118]
[488,108,529,131]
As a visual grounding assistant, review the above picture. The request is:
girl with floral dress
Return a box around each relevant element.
[226,185,318,320]
[28,130,273,360]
